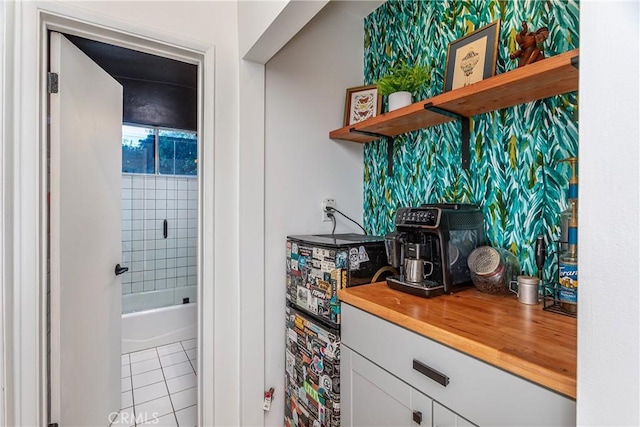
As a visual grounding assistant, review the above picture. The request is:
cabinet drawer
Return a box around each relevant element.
[341,303,575,426]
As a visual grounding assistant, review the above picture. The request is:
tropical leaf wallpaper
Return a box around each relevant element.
[363,0,579,279]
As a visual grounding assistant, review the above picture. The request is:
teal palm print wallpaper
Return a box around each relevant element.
[363,0,579,278]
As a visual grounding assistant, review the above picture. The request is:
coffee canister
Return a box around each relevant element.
[510,275,541,305]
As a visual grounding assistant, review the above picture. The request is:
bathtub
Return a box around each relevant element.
[122,303,197,354]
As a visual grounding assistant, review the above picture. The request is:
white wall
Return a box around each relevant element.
[5,1,636,426]
[239,0,329,63]
[578,1,640,425]
[238,0,289,58]
[0,2,8,425]
[2,1,241,425]
[238,58,267,427]
[264,2,368,424]
[58,2,243,424]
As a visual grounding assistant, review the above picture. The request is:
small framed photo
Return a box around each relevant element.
[343,85,381,126]
[444,20,501,92]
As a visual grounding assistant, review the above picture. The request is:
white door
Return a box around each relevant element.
[49,31,124,426]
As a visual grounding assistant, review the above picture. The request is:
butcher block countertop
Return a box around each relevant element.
[338,282,577,399]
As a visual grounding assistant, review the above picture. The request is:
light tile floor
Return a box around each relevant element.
[111,339,198,426]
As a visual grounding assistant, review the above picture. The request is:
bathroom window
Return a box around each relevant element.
[158,129,197,176]
[122,125,155,174]
[122,124,197,176]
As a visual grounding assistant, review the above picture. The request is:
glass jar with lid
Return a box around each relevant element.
[467,246,521,295]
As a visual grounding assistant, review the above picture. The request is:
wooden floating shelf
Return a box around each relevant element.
[329,48,579,144]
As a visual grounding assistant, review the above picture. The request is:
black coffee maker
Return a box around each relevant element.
[384,203,485,298]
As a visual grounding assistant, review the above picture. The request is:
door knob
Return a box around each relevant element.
[115,264,129,276]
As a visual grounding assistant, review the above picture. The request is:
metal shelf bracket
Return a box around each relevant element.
[349,128,394,176]
[570,56,579,69]
[424,103,471,170]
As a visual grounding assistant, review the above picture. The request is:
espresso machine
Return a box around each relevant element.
[385,203,485,297]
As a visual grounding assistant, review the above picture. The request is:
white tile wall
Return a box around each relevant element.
[122,174,197,313]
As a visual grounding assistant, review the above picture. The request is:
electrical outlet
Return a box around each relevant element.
[322,198,336,222]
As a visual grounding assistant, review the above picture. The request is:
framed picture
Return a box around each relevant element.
[444,20,501,92]
[343,85,382,126]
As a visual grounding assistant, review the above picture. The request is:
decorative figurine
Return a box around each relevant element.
[510,21,550,67]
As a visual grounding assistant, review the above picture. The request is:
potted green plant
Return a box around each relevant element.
[375,63,430,111]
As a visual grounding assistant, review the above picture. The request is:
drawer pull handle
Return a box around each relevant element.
[413,359,450,387]
[413,410,423,425]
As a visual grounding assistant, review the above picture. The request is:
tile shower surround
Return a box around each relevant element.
[121,174,197,313]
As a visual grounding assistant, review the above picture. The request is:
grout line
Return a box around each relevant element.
[170,387,197,415]
[156,343,186,357]
[127,358,136,427]
[130,354,139,427]
[180,341,198,375]
[136,347,161,426]
[131,376,165,392]
[133,395,174,423]
[158,345,180,426]
[132,357,160,375]
[159,353,191,369]
[164,369,196,386]
[187,358,197,376]
[125,341,196,426]
[174,402,197,421]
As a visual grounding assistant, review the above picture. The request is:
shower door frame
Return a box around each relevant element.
[3,2,217,425]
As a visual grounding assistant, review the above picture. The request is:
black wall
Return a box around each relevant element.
[120,79,197,131]
[66,34,198,131]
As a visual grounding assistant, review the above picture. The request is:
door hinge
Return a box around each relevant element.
[48,423,59,427]
[47,72,59,94]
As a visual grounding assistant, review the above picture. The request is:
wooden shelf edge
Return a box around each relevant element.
[430,48,579,116]
[329,127,379,144]
[328,48,579,145]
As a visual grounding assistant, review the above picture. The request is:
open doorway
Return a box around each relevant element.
[47,30,200,427]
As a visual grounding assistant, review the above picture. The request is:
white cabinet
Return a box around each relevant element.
[342,345,432,426]
[432,402,475,427]
[340,303,576,426]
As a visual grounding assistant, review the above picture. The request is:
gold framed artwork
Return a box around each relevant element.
[343,85,382,126]
[444,20,501,92]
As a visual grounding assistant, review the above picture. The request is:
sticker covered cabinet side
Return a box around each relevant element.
[295,244,315,313]
[287,240,305,305]
[286,240,295,304]
[310,246,338,324]
[285,305,340,427]
[329,249,349,324]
